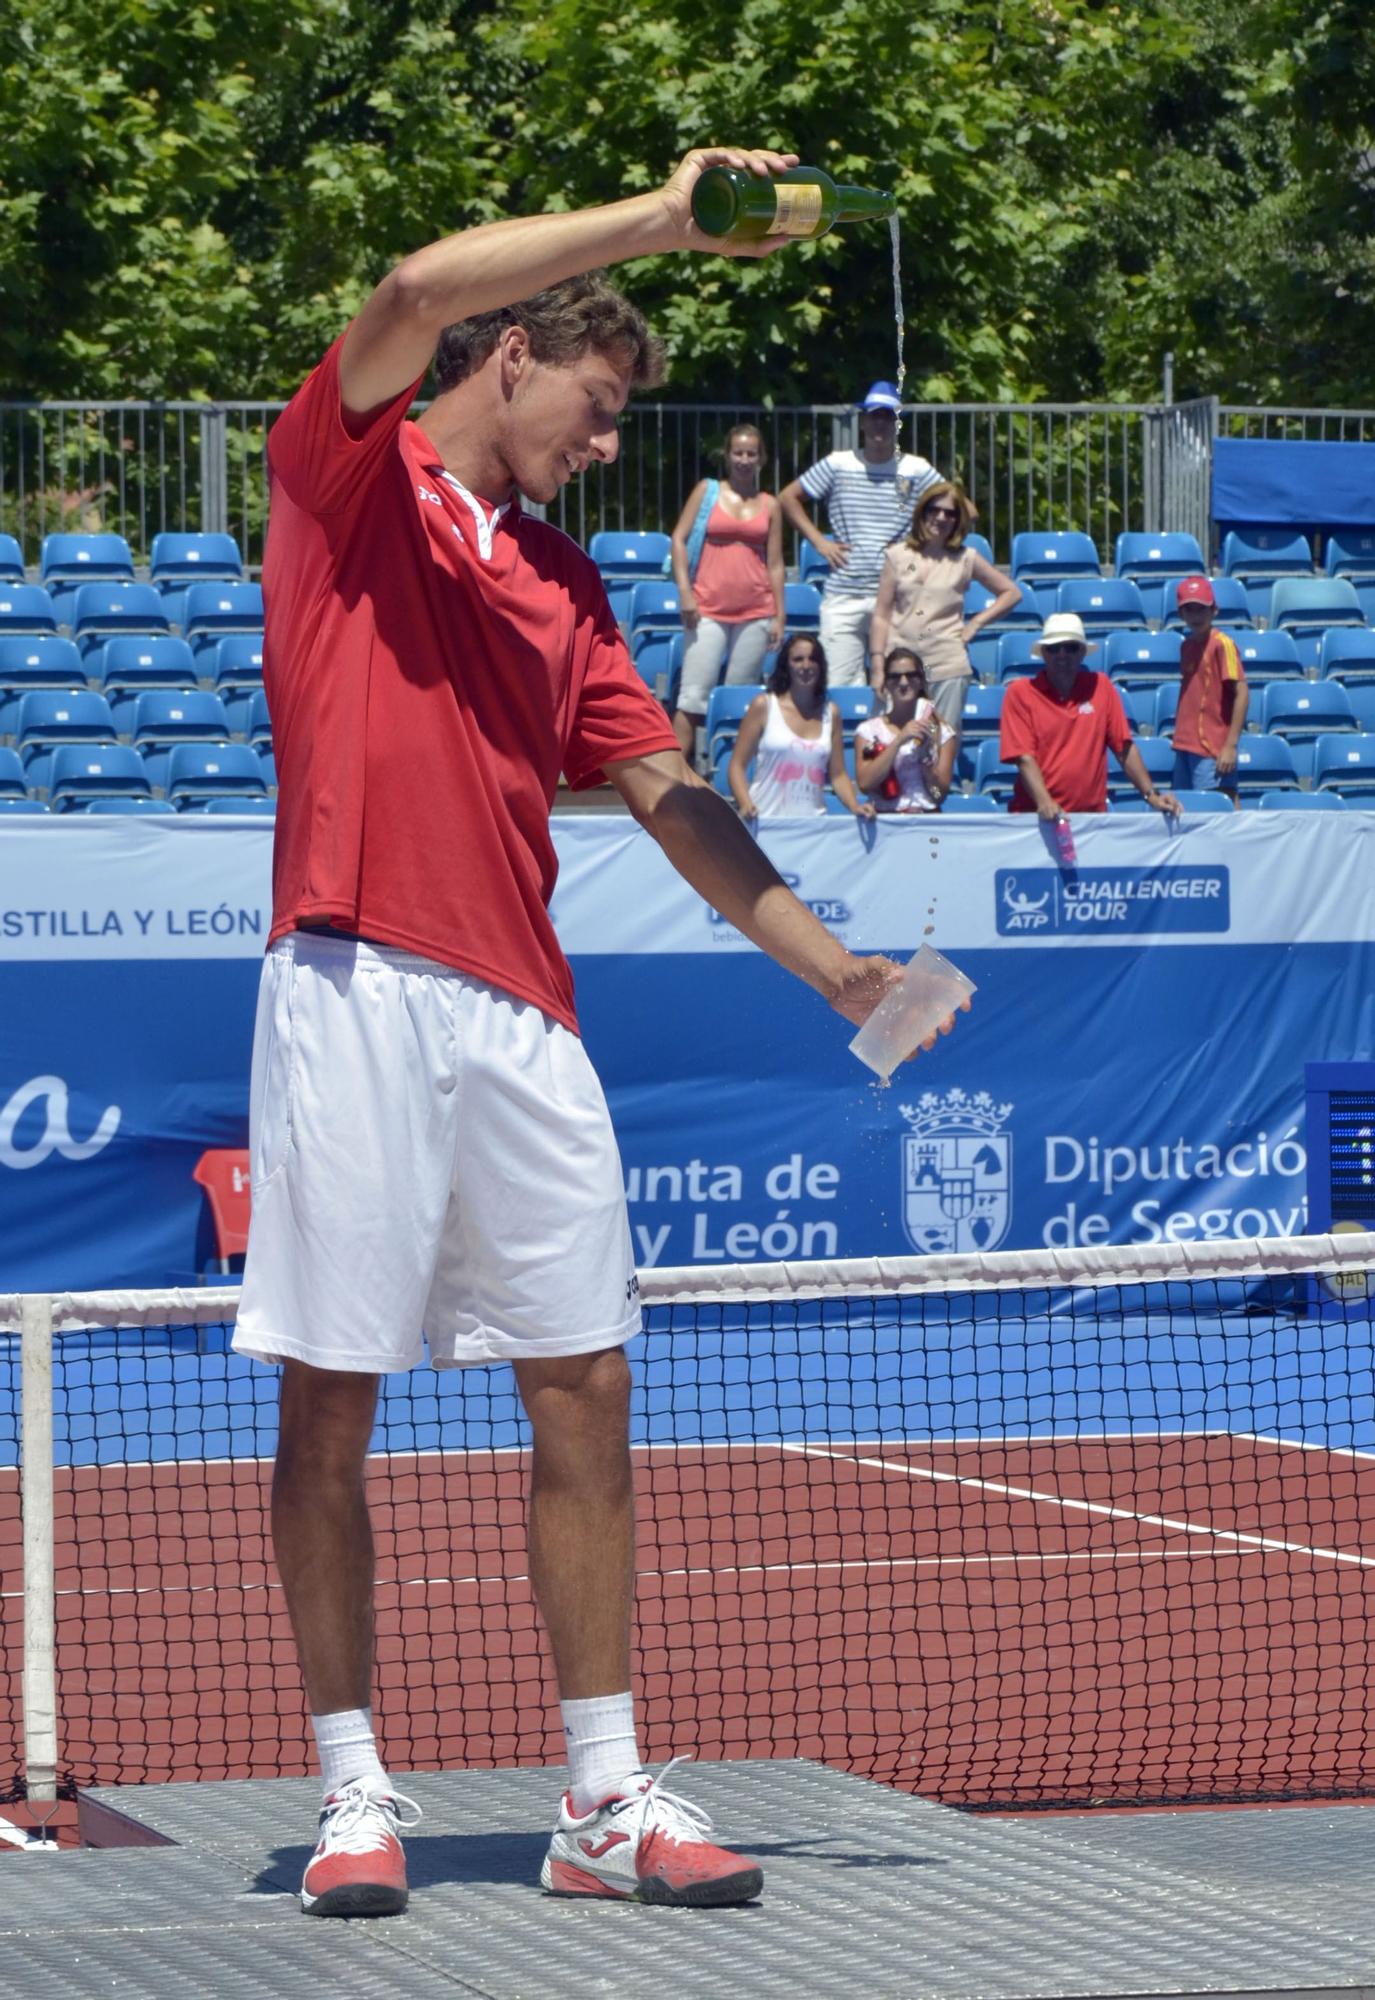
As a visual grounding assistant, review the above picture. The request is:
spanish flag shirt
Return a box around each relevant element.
[1173,628,1246,759]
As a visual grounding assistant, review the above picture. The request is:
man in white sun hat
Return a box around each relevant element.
[998,611,1181,816]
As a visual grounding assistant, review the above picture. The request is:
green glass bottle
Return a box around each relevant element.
[691,166,895,242]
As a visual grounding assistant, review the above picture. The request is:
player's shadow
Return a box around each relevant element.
[253,1829,551,1897]
[744,1836,949,1870]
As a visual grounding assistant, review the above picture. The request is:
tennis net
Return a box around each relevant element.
[3,1229,1374,1813]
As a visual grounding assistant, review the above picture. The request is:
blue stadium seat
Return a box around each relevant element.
[131,690,232,747]
[149,532,245,585]
[0,585,59,636]
[1318,628,1375,686]
[1161,576,1252,630]
[258,746,277,791]
[1170,789,1234,814]
[1353,581,1375,627]
[1055,579,1147,634]
[165,741,268,808]
[39,533,134,586]
[937,791,1000,815]
[974,738,1015,800]
[965,533,996,567]
[1324,530,1375,580]
[783,581,823,630]
[71,582,169,652]
[965,581,1039,631]
[1106,735,1173,799]
[0,746,27,797]
[47,743,152,812]
[967,634,1001,684]
[1230,734,1299,795]
[1267,577,1366,639]
[181,581,264,642]
[1153,683,1179,736]
[16,689,116,757]
[1219,528,1314,581]
[1257,788,1348,812]
[704,685,760,766]
[625,580,680,640]
[1345,684,1375,734]
[1116,688,1148,735]
[1103,630,1182,690]
[959,684,1004,740]
[632,630,683,704]
[587,531,671,579]
[1233,631,1302,683]
[224,689,273,745]
[1312,732,1375,801]
[0,634,86,696]
[1114,531,1206,581]
[995,633,1039,683]
[92,635,199,697]
[1258,682,1356,741]
[203,633,265,694]
[0,535,24,583]
[1010,532,1101,582]
[831,687,878,737]
[797,541,831,588]
[190,795,277,816]
[0,796,47,814]
[82,796,177,816]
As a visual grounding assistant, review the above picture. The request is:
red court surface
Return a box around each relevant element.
[5,1434,1375,1810]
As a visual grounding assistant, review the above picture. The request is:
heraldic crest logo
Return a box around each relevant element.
[899,1088,1013,1254]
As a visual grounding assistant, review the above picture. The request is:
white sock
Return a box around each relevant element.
[312,1707,388,1800]
[562,1692,641,1816]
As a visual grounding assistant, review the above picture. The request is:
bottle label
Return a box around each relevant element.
[771,185,825,236]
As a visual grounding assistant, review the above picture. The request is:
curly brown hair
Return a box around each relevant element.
[434,272,665,394]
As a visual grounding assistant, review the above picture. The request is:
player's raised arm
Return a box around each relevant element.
[339,146,800,415]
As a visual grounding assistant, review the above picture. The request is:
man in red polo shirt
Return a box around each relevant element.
[232,145,965,1923]
[999,612,1181,816]
[1170,574,1248,804]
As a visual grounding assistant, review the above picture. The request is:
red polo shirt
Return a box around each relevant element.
[1173,627,1246,757]
[262,336,678,1032]
[999,669,1132,813]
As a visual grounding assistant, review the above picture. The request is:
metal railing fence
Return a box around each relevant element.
[0,394,1367,575]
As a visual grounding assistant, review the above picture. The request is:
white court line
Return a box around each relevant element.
[783,1442,1375,1570]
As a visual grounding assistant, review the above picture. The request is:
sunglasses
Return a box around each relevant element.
[924,505,958,519]
[886,672,922,686]
[1042,642,1085,656]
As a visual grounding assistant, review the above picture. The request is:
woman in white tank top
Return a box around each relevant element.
[727,633,875,820]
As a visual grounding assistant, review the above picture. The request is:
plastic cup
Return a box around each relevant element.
[848,943,976,1083]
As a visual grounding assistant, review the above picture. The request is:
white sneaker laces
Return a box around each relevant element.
[320,1780,422,1856]
[606,1756,712,1848]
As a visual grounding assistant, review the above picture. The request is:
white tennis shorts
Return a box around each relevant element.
[232,933,641,1372]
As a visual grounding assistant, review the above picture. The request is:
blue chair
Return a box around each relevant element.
[47,743,152,812]
[1323,530,1375,580]
[1355,582,1375,627]
[1220,528,1314,580]
[132,689,232,748]
[1312,732,1375,801]
[0,796,47,814]
[16,689,116,758]
[1010,532,1101,583]
[797,541,831,588]
[93,635,199,698]
[191,795,277,816]
[165,741,269,807]
[1345,684,1375,733]
[203,633,265,693]
[1231,734,1299,795]
[149,532,245,585]
[1103,630,1182,690]
[1319,628,1375,686]
[1258,682,1356,741]
[0,746,27,797]
[1116,687,1148,736]
[1153,683,1179,736]
[1267,578,1366,640]
[832,686,879,737]
[974,738,1015,801]
[704,685,760,766]
[1258,788,1348,812]
[0,535,24,583]
[258,747,277,791]
[1114,532,1206,582]
[1161,576,1252,630]
[224,689,273,747]
[965,533,996,567]
[995,632,1040,683]
[1106,735,1173,799]
[938,791,1000,815]
[1056,579,1147,634]
[967,634,1001,684]
[782,582,823,630]
[181,581,264,642]
[625,580,680,641]
[0,585,59,636]
[39,533,134,587]
[1170,789,1235,814]
[587,531,671,579]
[632,630,684,705]
[959,684,1004,740]
[965,581,1038,631]
[71,582,169,652]
[0,634,86,696]
[1233,631,1303,683]
[83,796,177,816]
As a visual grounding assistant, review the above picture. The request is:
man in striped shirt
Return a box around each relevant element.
[1170,575,1248,806]
[779,380,941,685]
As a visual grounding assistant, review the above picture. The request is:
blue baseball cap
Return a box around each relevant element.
[859,381,902,412]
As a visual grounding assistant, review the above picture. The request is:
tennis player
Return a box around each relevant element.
[232,144,961,1919]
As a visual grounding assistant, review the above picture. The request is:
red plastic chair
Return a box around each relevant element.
[192,1148,252,1271]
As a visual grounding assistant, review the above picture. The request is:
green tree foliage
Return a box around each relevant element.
[1,0,1370,405]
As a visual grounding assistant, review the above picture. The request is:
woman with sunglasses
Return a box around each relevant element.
[727,632,875,820]
[867,482,1021,744]
[855,647,958,813]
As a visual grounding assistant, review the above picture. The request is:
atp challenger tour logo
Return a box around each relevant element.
[900,1089,1013,1255]
[996,867,1230,937]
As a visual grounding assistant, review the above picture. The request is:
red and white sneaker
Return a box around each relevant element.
[540,1757,763,1907]
[300,1780,421,1917]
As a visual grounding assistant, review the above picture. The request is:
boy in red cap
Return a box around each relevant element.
[1171,576,1249,804]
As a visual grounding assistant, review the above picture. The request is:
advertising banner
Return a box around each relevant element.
[1,813,1372,1289]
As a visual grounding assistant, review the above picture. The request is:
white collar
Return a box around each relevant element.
[436,469,511,562]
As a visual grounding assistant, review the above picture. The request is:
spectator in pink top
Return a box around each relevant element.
[670,423,786,759]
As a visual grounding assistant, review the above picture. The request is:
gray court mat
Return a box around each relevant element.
[1,1761,1374,1999]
